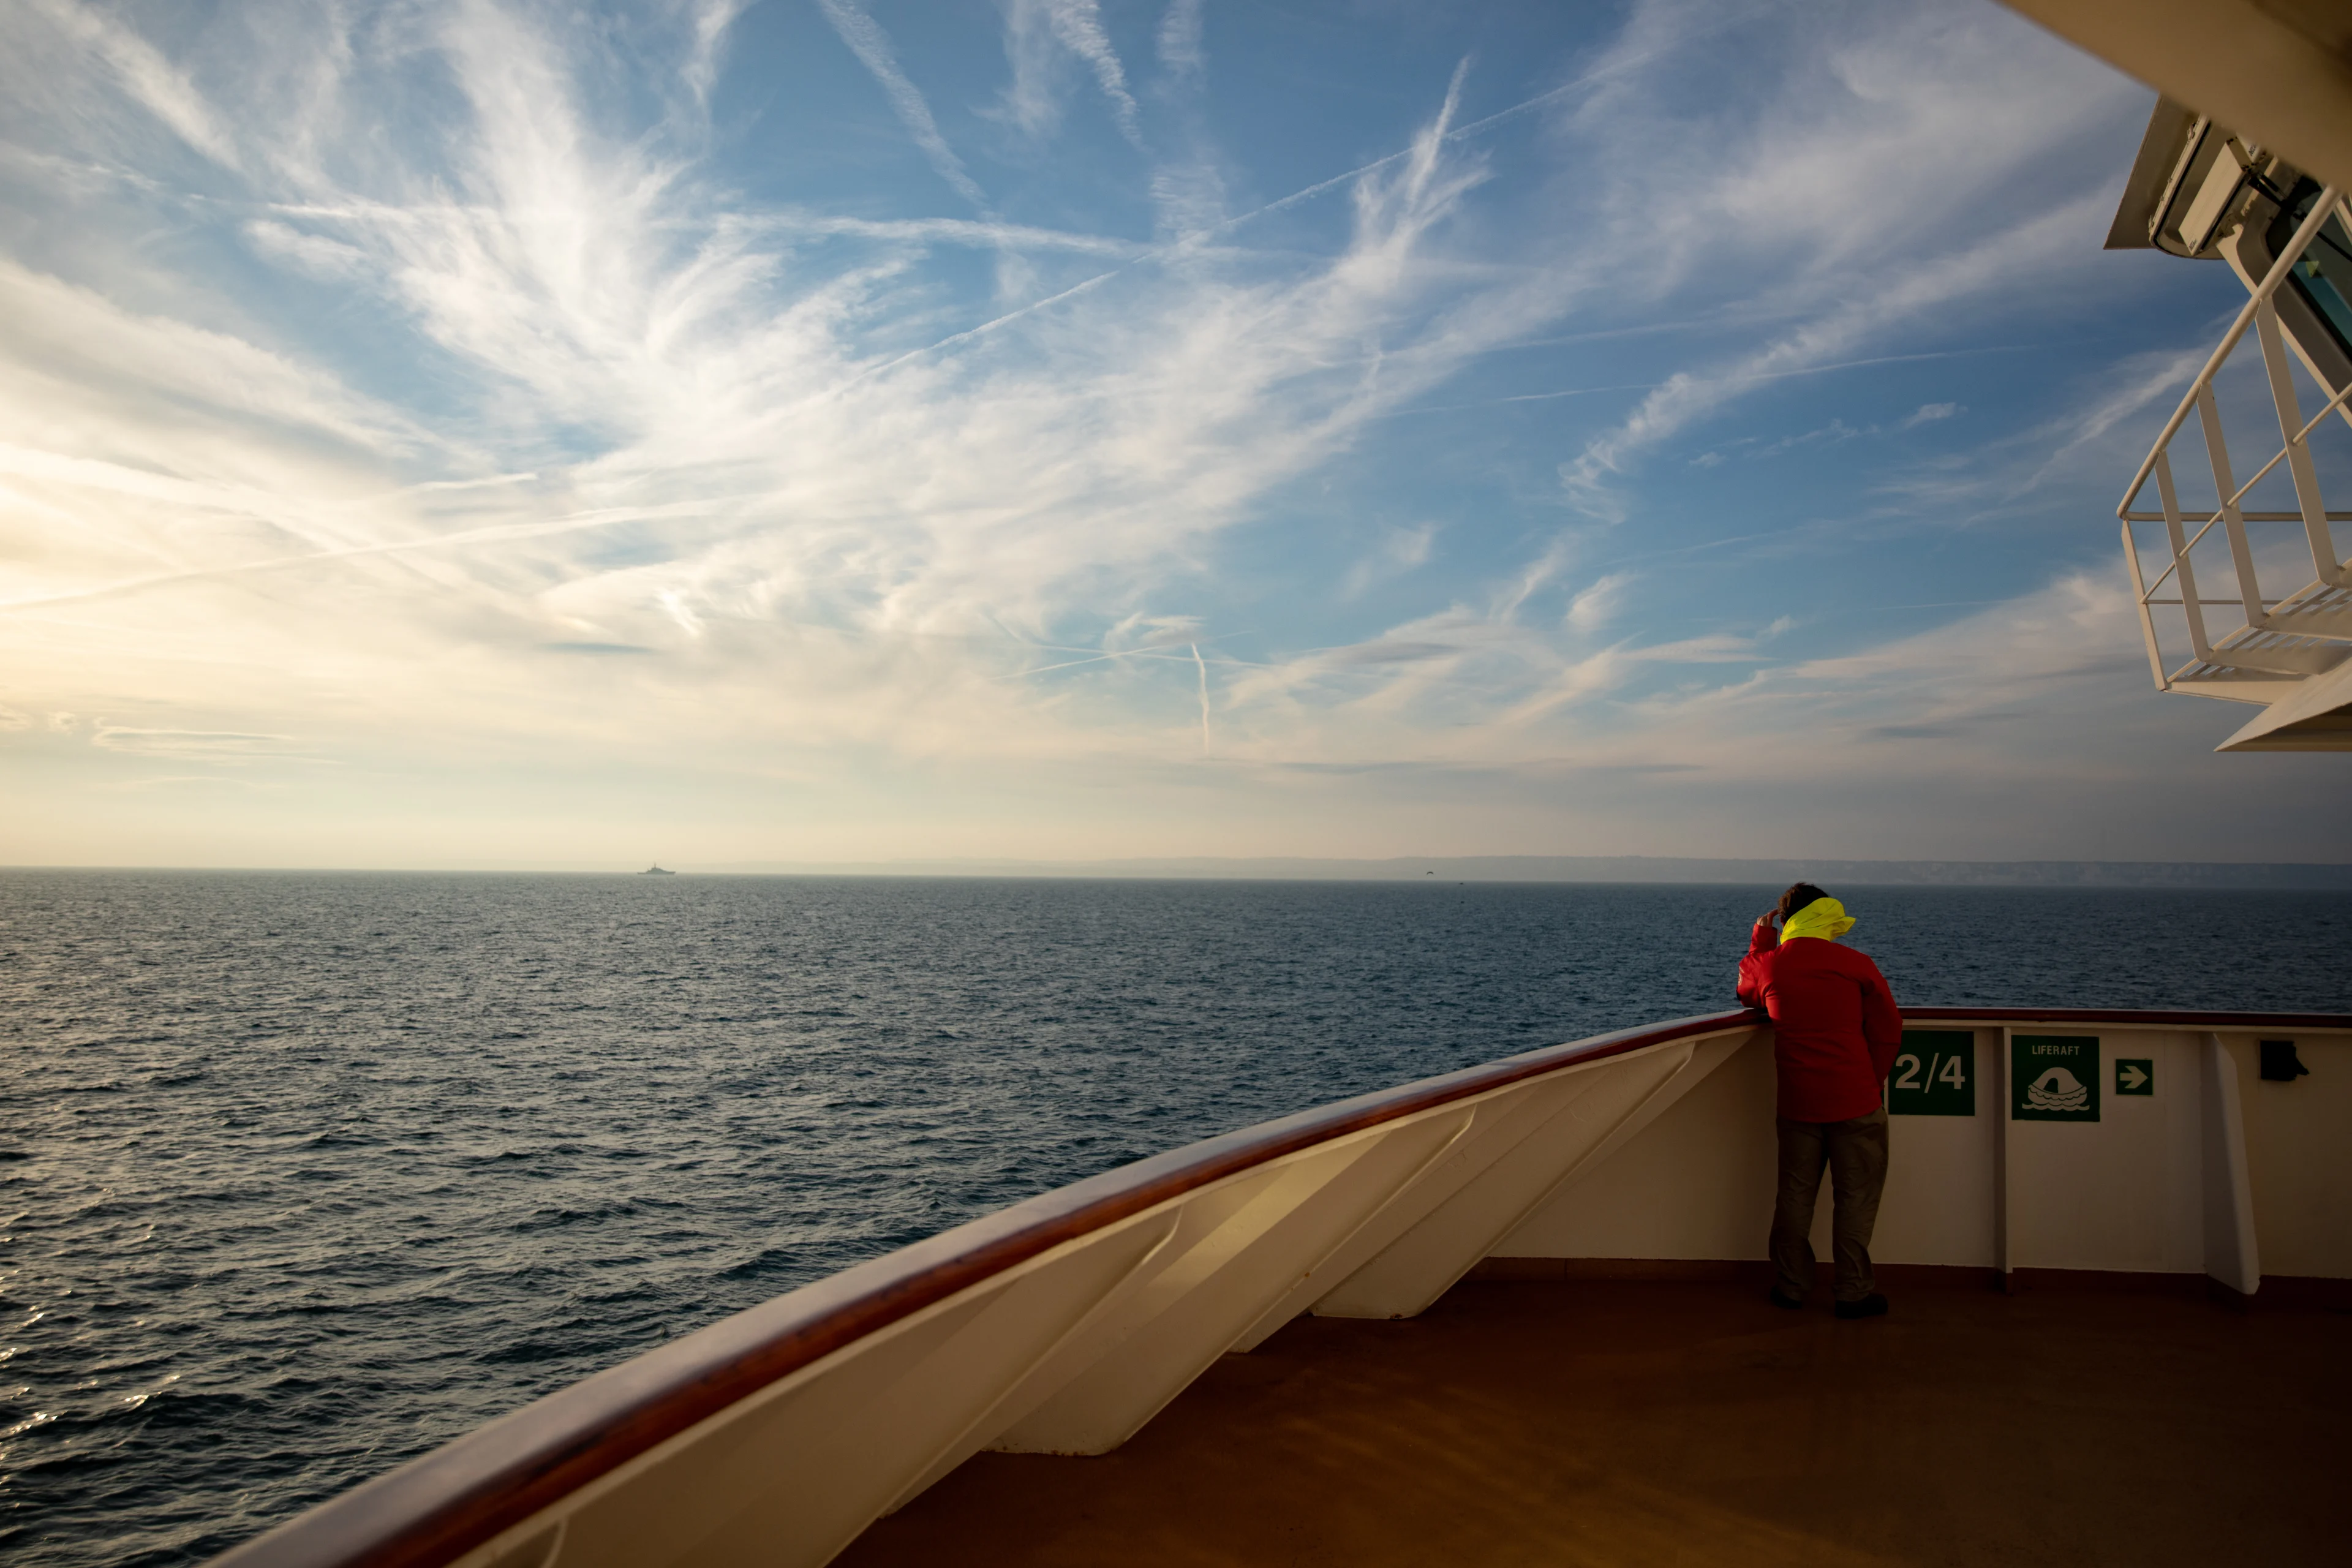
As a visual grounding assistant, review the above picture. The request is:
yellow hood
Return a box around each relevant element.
[1779,896,1855,945]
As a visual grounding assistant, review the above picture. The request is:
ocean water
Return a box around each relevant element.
[3,872,2348,1566]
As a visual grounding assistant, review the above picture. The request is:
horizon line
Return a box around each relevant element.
[4,853,2350,884]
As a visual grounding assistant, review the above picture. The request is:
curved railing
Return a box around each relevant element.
[210,1006,2351,1568]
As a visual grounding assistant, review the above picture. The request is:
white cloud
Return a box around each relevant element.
[1340,523,1436,598]
[3,0,2321,867]
[1901,401,1961,428]
[1157,0,1205,78]
[0,1,1583,797]
[1617,570,2157,774]
[1547,0,2138,521]
[1559,197,2101,517]
[18,0,243,170]
[998,0,1144,148]
[244,219,372,281]
[1564,571,1631,634]
[0,257,435,503]
[2019,346,2203,493]
[680,0,747,105]
[1625,633,1756,663]
[92,725,298,763]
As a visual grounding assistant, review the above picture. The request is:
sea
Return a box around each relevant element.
[4,871,2348,1566]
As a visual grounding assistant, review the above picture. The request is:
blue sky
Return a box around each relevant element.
[1,0,2344,868]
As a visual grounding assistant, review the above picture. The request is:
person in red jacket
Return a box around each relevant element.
[1737,882,1904,1319]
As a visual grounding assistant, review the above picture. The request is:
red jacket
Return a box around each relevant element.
[1736,922,1904,1122]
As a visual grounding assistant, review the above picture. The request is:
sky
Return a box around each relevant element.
[1,0,2345,870]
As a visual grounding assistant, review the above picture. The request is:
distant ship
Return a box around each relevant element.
[640,865,676,876]
[209,7,2351,1567]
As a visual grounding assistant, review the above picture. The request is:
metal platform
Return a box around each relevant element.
[2111,142,2352,750]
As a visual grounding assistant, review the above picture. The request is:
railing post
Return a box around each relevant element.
[2121,519,2170,689]
[1993,1026,2013,1291]
[2200,1034,2260,1302]
[2254,298,2346,588]
[2157,445,2215,660]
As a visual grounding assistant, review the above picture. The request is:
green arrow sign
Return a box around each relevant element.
[2115,1058,2154,1096]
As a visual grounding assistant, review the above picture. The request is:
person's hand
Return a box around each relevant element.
[1757,908,1779,927]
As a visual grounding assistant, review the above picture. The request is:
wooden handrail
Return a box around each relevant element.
[211,1005,2350,1568]
[1900,1006,2352,1030]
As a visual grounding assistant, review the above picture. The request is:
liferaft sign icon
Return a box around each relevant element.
[2013,1036,2100,1121]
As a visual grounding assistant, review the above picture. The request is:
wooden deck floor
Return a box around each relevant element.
[839,1274,2351,1567]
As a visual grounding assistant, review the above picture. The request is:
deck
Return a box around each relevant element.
[840,1272,2351,1567]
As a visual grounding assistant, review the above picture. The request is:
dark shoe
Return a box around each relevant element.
[1833,1293,1889,1319]
[1767,1287,1805,1310]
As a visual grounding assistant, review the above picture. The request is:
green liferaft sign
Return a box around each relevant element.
[1890,1030,1973,1116]
[2115,1058,2154,1096]
[2013,1036,2100,1121]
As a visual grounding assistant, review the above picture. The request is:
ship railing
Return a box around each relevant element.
[2118,184,2352,706]
[208,1006,2352,1568]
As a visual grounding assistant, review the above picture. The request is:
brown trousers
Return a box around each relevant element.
[1771,1107,1889,1303]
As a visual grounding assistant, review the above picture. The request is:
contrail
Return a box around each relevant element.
[999,642,1194,678]
[815,0,991,211]
[0,499,750,615]
[1191,642,1212,754]
[856,8,1800,378]
[1387,345,2035,417]
[1169,1,1797,233]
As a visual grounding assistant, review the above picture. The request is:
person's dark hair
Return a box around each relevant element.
[1776,882,1831,922]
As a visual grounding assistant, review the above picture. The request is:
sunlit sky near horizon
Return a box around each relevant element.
[2,0,2345,870]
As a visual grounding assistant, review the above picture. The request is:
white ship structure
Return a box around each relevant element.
[2108,93,2352,747]
[207,6,2352,1566]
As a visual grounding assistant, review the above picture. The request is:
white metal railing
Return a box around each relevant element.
[206,1010,1770,1568]
[201,1006,2352,1568]
[2119,186,2352,699]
